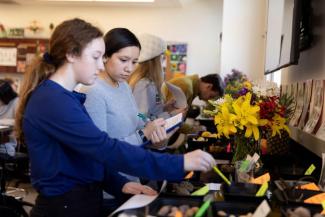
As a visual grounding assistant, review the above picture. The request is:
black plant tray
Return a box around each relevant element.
[221,183,268,203]
[112,196,204,217]
[273,188,323,205]
[212,201,260,216]
[161,181,206,198]
[280,203,323,216]
[148,196,205,217]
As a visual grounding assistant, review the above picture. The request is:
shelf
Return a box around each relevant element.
[289,125,325,157]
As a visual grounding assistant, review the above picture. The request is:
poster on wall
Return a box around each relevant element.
[303,80,324,133]
[315,80,325,140]
[289,82,304,126]
[287,83,297,122]
[163,42,187,81]
[0,47,17,66]
[298,80,312,129]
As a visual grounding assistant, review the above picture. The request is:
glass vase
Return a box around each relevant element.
[232,133,259,163]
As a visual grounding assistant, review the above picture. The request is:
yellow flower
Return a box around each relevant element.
[243,81,252,90]
[232,93,263,140]
[244,119,268,140]
[244,122,260,140]
[270,114,290,137]
[214,106,237,138]
[233,93,259,127]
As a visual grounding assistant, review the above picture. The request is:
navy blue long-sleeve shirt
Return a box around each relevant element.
[23,80,184,196]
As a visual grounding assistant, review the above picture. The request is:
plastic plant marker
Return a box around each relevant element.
[212,166,231,186]
[304,193,325,204]
[184,171,194,179]
[256,182,268,197]
[250,173,270,185]
[191,185,209,196]
[298,183,320,191]
[239,160,250,172]
[305,164,316,175]
[321,201,325,215]
[194,199,211,217]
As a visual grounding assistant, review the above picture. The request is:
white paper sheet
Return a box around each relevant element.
[165,82,187,109]
[109,181,167,217]
[165,113,183,132]
[252,200,271,217]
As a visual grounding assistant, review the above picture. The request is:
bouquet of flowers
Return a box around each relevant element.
[204,70,293,160]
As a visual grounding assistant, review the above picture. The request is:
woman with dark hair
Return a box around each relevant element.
[84,28,172,151]
[16,18,216,217]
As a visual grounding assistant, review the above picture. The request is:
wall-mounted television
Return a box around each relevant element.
[264,0,305,74]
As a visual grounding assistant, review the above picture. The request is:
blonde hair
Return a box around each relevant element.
[129,55,163,96]
[15,18,103,145]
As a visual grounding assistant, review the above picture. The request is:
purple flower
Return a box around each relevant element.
[238,88,248,96]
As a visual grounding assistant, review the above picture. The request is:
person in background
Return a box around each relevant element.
[0,79,19,156]
[161,74,224,148]
[162,73,224,107]
[15,18,216,217]
[128,33,186,120]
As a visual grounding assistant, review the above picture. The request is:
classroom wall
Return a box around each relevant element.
[220,0,267,81]
[0,0,223,78]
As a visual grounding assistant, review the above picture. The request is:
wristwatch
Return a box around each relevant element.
[138,129,148,143]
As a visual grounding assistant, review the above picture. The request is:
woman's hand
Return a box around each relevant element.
[184,150,216,172]
[142,118,167,143]
[149,127,179,149]
[122,182,158,196]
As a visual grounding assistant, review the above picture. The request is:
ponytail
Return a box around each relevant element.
[15,56,56,145]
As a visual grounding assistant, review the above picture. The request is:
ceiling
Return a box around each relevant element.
[0,0,183,7]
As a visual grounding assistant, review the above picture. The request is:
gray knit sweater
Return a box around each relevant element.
[84,78,145,146]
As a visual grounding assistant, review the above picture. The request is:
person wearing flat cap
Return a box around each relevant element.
[129,34,186,120]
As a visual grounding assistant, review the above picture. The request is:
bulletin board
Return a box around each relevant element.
[0,38,49,74]
[163,42,187,81]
